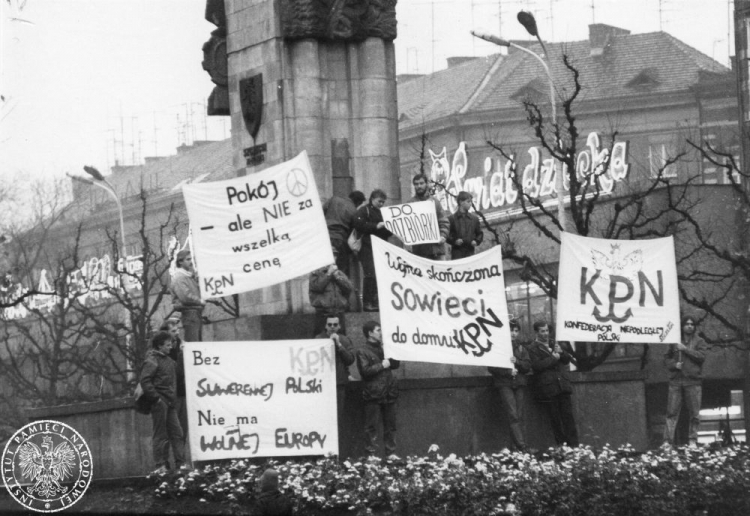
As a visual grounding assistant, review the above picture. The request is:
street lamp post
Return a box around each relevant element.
[471,12,570,232]
[68,167,135,381]
[68,166,127,253]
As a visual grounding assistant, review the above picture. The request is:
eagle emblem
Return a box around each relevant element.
[590,243,643,282]
[18,435,77,498]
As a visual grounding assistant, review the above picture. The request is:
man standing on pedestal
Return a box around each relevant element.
[664,315,708,446]
[447,191,483,260]
[528,320,579,447]
[408,173,449,260]
[170,250,205,342]
[324,190,366,277]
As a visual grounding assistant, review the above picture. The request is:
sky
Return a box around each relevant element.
[0,0,737,182]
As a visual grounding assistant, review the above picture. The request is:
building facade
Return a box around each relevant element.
[397,24,746,444]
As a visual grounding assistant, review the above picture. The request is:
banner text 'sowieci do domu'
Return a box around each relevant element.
[373,238,513,368]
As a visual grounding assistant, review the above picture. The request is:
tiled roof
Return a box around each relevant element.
[72,139,234,211]
[398,30,729,129]
[397,55,500,128]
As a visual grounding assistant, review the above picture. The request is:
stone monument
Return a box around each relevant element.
[201,0,400,313]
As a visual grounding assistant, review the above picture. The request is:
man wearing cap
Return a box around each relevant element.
[170,250,205,342]
[664,315,709,446]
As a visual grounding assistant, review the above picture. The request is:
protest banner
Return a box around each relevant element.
[556,233,681,344]
[381,201,441,245]
[183,339,339,461]
[372,238,513,368]
[182,151,333,299]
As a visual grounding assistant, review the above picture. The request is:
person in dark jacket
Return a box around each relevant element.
[255,468,293,516]
[324,190,366,277]
[315,314,356,416]
[488,320,531,450]
[353,189,393,311]
[664,315,709,446]
[447,191,484,259]
[357,321,400,457]
[527,320,579,447]
[141,331,186,473]
[163,318,187,449]
[308,249,354,336]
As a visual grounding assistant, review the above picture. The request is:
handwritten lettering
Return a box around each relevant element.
[285,377,323,394]
[226,180,278,205]
[274,428,327,449]
[390,282,487,318]
[195,378,274,400]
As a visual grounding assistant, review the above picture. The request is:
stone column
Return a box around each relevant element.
[224,0,400,314]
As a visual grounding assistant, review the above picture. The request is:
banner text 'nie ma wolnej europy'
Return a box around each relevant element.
[183,340,339,461]
[181,151,333,299]
[372,238,513,368]
[556,233,681,345]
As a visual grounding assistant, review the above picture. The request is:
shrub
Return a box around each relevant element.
[151,444,750,515]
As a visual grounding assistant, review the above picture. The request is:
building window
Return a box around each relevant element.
[505,271,556,338]
[648,144,677,178]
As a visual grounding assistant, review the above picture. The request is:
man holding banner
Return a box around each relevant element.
[408,173,449,260]
[357,321,400,457]
[663,315,708,446]
[528,321,579,447]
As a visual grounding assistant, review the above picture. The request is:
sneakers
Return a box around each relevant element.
[177,463,193,472]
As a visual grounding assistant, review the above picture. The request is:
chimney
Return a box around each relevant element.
[589,24,630,57]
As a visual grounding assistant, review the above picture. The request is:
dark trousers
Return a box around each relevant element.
[175,395,188,448]
[364,401,396,456]
[450,247,475,260]
[360,246,378,309]
[499,385,527,449]
[331,236,352,278]
[544,394,578,446]
[151,398,185,468]
[181,308,203,342]
[664,382,702,444]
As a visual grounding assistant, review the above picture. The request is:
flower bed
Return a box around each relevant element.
[152,444,750,515]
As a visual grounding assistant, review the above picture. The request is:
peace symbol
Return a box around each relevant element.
[286,168,309,197]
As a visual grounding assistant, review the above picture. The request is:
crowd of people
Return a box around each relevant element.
[140,176,711,514]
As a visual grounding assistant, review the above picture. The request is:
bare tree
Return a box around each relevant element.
[430,54,695,371]
[0,182,183,439]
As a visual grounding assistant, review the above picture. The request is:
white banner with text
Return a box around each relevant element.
[381,201,441,245]
[372,238,512,368]
[182,151,333,299]
[556,233,681,344]
[184,340,339,461]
